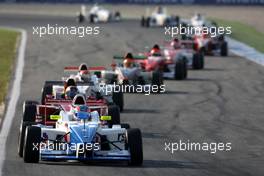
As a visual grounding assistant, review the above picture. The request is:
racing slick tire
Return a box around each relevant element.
[141,16,145,27]
[108,105,120,127]
[41,83,52,104]
[23,101,37,122]
[220,41,228,56]
[151,71,163,93]
[18,121,31,157]
[23,126,41,163]
[112,91,124,112]
[126,128,143,166]
[200,53,205,69]
[146,17,150,28]
[175,60,185,80]
[77,12,85,23]
[192,53,203,70]
[183,58,188,79]
[90,14,96,23]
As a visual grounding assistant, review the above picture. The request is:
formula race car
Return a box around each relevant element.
[18,93,122,158]
[182,15,228,56]
[190,13,206,27]
[141,6,179,27]
[192,33,228,56]
[77,4,121,23]
[61,63,124,111]
[163,39,204,70]
[101,53,164,93]
[19,95,142,165]
[137,44,188,80]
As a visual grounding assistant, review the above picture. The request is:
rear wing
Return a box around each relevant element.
[64,66,106,72]
[113,55,147,60]
[64,66,106,78]
[44,80,94,86]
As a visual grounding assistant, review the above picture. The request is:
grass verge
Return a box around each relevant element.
[0,29,19,105]
[211,18,264,53]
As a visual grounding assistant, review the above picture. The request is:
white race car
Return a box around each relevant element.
[20,94,143,165]
[77,4,121,23]
[62,64,124,111]
[141,6,179,27]
[190,13,206,27]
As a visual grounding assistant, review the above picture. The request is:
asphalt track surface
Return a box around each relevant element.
[1,14,264,176]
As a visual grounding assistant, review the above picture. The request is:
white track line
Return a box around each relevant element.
[227,37,264,66]
[0,28,27,176]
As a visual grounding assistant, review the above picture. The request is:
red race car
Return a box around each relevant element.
[114,45,187,80]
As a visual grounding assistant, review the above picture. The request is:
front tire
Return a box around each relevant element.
[126,128,143,166]
[18,121,31,157]
[23,126,41,163]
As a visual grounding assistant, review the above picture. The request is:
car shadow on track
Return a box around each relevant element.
[164,90,189,95]
[40,159,206,169]
[202,67,225,71]
[142,160,207,169]
[142,132,166,139]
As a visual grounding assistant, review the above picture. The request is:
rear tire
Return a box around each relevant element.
[41,83,52,104]
[90,14,95,23]
[152,71,163,93]
[108,105,120,126]
[192,53,202,70]
[23,126,41,163]
[141,16,145,27]
[182,59,188,79]
[220,41,228,56]
[146,17,150,28]
[175,60,185,80]
[126,128,143,166]
[112,91,124,112]
[23,101,37,122]
[199,53,205,69]
[78,13,85,23]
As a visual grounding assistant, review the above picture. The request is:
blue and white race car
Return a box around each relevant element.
[20,94,143,166]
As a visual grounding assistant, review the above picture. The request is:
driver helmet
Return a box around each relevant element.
[78,63,90,82]
[123,53,134,68]
[65,86,79,100]
[64,78,77,92]
[150,44,161,56]
[171,38,181,49]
